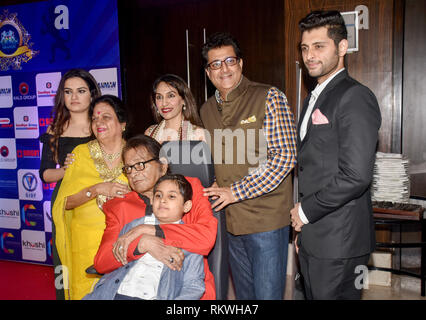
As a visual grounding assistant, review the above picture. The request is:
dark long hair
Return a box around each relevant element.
[49,69,101,162]
[150,74,203,127]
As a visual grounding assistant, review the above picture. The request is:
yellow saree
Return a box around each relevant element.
[52,140,127,300]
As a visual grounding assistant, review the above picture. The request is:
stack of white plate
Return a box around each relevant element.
[371,152,410,203]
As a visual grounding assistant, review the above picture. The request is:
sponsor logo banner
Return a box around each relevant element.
[13,106,39,139]
[90,68,119,97]
[17,169,43,201]
[0,230,20,256]
[21,201,44,230]
[0,199,20,229]
[0,76,13,108]
[36,72,61,106]
[37,106,53,136]
[0,109,14,138]
[21,229,46,262]
[16,139,40,170]
[0,138,17,169]
[12,73,36,106]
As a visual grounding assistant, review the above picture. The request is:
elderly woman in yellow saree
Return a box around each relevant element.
[52,95,130,300]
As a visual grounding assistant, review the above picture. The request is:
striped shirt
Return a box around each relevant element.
[216,87,298,201]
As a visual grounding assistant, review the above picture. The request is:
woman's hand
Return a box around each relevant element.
[62,153,75,170]
[66,182,130,210]
[93,182,130,198]
[112,225,155,265]
[137,235,185,271]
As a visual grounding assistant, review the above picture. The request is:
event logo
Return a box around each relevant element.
[90,68,119,97]
[16,139,41,162]
[36,72,61,106]
[39,116,53,129]
[18,169,43,201]
[0,10,39,71]
[14,106,39,139]
[0,117,12,128]
[14,81,36,103]
[0,114,14,138]
[21,203,37,227]
[0,198,20,229]
[1,232,16,254]
[12,76,36,105]
[21,230,46,262]
[1,145,8,156]
[22,172,37,192]
[17,148,40,159]
[0,138,17,169]
[19,82,28,95]
[98,81,116,90]
[0,75,13,108]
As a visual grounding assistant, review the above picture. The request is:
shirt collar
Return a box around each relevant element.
[214,75,244,104]
[312,68,345,99]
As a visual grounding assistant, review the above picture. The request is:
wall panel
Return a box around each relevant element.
[284,0,403,153]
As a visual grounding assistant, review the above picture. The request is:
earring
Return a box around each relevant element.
[183,104,186,111]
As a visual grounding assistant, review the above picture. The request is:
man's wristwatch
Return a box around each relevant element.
[86,190,92,198]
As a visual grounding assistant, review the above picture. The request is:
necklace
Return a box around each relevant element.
[152,119,183,141]
[100,143,122,162]
[102,150,121,162]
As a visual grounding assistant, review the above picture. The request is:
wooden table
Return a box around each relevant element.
[371,202,425,296]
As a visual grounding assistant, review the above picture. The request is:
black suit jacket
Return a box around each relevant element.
[297,70,381,259]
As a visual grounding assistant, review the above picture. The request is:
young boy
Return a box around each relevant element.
[83,174,205,300]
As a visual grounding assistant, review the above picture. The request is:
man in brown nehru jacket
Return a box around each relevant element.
[201,32,297,300]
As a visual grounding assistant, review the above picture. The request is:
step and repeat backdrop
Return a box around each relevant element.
[0,0,121,265]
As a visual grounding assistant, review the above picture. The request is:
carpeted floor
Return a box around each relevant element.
[0,260,56,300]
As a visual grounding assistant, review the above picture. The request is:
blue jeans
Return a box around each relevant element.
[228,226,289,300]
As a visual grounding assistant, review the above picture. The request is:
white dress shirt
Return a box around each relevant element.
[117,216,181,299]
[298,68,345,225]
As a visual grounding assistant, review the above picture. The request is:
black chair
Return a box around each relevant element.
[161,140,229,300]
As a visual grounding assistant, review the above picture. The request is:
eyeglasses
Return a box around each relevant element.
[207,56,240,70]
[122,158,158,175]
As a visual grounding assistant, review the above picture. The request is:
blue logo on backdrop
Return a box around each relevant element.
[0,25,19,55]
[0,10,39,71]
[0,111,14,138]
[12,72,37,106]
[22,172,37,192]
[0,145,8,157]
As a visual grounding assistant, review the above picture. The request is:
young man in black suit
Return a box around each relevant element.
[290,10,382,300]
